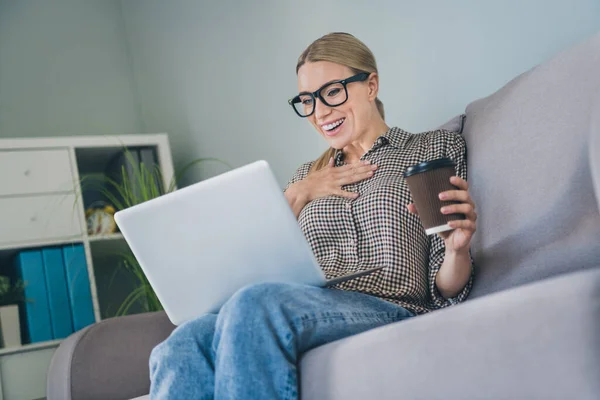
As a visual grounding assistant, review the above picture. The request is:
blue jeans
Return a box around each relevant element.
[149,282,414,399]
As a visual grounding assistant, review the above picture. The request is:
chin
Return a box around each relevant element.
[324,136,349,150]
[320,124,353,149]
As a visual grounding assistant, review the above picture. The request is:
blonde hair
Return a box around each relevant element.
[296,32,384,173]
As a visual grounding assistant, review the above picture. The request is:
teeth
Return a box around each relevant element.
[323,118,344,131]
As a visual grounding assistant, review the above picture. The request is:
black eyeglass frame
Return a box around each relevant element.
[288,72,370,118]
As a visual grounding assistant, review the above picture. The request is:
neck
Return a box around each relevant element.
[342,117,389,163]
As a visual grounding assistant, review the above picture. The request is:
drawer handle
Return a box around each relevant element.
[24,169,31,177]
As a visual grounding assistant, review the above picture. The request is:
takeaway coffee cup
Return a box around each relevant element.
[403,158,465,235]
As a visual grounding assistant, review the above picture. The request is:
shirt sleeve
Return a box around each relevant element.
[283,161,315,192]
[428,132,474,308]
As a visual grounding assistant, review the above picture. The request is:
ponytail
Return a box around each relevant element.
[309,147,337,174]
[375,97,385,120]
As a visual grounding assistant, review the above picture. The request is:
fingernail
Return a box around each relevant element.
[441,207,448,214]
[362,160,371,165]
[439,193,447,200]
[371,164,378,169]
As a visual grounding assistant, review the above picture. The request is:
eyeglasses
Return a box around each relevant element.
[288,72,370,118]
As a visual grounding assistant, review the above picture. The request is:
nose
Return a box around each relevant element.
[314,97,331,120]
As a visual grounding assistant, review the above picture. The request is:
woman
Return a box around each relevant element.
[150,32,477,400]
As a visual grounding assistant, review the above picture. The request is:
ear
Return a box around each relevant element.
[367,73,379,101]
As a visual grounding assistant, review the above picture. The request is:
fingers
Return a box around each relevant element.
[441,203,477,222]
[323,160,377,198]
[448,219,477,232]
[406,203,419,215]
[340,168,376,185]
[328,157,334,167]
[336,160,377,175]
[335,159,370,171]
[337,163,378,185]
[334,189,359,199]
[439,177,476,210]
[345,162,378,177]
[439,190,475,208]
[450,176,468,190]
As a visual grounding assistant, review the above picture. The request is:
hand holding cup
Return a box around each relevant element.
[404,158,477,252]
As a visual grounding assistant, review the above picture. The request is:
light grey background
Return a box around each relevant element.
[0,1,141,137]
[1,0,599,186]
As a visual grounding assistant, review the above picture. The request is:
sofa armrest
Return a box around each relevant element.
[300,268,600,400]
[47,311,175,400]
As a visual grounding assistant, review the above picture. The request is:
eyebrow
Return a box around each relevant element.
[298,78,343,96]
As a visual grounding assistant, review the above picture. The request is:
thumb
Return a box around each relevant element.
[328,157,334,167]
[406,203,419,215]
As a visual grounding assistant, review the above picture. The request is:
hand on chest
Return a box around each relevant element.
[299,159,412,229]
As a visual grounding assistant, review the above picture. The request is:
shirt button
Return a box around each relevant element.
[349,239,355,246]
[345,203,351,210]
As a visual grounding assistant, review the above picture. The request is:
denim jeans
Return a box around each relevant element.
[149,282,414,400]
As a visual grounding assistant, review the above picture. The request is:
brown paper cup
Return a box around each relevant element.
[404,158,465,235]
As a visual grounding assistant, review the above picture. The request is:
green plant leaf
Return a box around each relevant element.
[108,249,163,316]
[115,286,146,316]
[0,276,27,306]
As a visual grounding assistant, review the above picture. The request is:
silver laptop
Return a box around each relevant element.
[114,160,382,325]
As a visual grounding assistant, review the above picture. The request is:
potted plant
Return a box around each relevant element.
[0,276,26,348]
[82,148,231,316]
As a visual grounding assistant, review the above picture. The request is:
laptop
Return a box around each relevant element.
[114,160,383,325]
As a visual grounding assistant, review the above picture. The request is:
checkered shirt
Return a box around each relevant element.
[285,127,474,314]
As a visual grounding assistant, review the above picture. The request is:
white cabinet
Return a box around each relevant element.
[0,134,175,400]
[0,149,74,196]
[0,194,82,245]
[0,345,57,400]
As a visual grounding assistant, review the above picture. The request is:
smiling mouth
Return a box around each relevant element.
[322,118,345,134]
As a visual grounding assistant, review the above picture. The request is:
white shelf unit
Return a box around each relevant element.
[0,133,174,400]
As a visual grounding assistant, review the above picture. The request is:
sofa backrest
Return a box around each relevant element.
[461,32,600,299]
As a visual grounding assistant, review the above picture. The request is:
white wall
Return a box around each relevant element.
[3,1,598,186]
[120,0,600,186]
[0,0,141,138]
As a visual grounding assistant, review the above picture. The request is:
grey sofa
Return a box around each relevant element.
[47,32,600,400]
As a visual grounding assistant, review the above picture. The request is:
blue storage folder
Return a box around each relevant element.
[41,248,74,339]
[13,250,53,343]
[62,244,95,331]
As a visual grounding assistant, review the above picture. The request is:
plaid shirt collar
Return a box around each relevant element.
[334,127,411,165]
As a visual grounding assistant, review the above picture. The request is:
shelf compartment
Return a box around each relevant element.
[75,145,161,213]
[90,238,150,319]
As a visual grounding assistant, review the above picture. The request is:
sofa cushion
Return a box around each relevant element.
[462,32,600,298]
[300,268,600,400]
[436,113,465,133]
[47,311,175,400]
